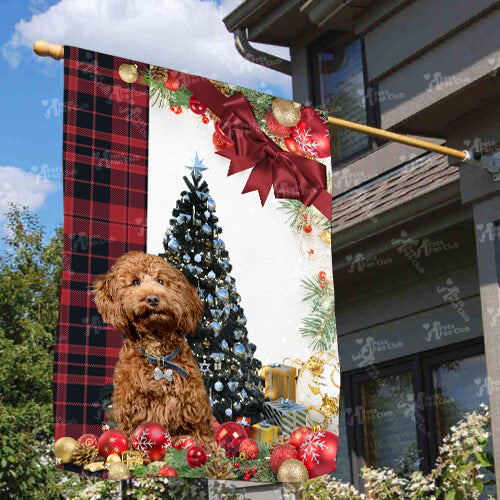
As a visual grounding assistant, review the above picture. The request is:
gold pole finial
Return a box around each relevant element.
[33,40,64,60]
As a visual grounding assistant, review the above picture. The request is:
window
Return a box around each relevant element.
[310,34,380,164]
[334,340,489,490]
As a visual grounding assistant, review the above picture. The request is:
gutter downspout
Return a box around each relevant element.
[234,28,291,75]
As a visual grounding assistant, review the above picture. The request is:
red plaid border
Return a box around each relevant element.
[54,47,148,443]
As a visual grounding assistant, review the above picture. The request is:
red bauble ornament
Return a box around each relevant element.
[214,422,247,458]
[97,429,129,459]
[299,430,338,478]
[202,115,210,124]
[212,121,234,151]
[158,465,178,477]
[318,271,327,281]
[283,136,304,156]
[172,435,197,450]
[303,224,312,233]
[189,95,207,115]
[170,105,182,114]
[239,438,259,460]
[320,283,325,289]
[78,433,98,448]
[132,422,172,461]
[265,109,292,138]
[251,468,257,474]
[164,73,181,91]
[291,107,330,158]
[186,445,207,468]
[244,475,250,481]
[289,425,313,451]
[270,444,299,474]
[234,462,240,468]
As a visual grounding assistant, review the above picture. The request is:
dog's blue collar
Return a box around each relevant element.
[138,345,188,379]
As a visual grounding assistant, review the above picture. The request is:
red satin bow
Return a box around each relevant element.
[169,72,332,220]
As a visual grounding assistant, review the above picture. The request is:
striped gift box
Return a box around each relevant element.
[263,398,307,436]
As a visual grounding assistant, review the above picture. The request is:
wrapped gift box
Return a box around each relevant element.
[263,398,307,436]
[250,420,278,444]
[236,416,252,437]
[263,364,296,400]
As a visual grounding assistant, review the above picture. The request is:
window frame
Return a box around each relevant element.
[338,337,486,491]
[308,31,383,168]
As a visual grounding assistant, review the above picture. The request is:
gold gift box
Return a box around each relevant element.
[250,421,279,444]
[263,364,296,400]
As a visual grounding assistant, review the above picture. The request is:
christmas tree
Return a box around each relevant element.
[160,153,265,423]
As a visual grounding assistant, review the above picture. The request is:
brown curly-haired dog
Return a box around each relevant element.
[93,251,214,445]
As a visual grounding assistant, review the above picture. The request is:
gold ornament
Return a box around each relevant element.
[84,461,105,472]
[272,98,301,127]
[238,451,248,461]
[108,462,131,480]
[119,63,139,84]
[55,437,78,464]
[202,338,211,349]
[106,453,122,466]
[123,451,145,468]
[149,65,168,83]
[106,405,116,425]
[277,459,309,482]
[320,394,339,418]
[306,356,325,377]
[320,229,331,245]
[72,443,99,467]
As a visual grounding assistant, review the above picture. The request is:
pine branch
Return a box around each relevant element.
[140,68,192,109]
[299,304,336,351]
[278,199,330,232]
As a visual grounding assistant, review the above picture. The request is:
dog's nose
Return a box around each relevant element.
[146,295,159,307]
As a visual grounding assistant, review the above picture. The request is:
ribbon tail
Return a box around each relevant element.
[312,189,333,221]
[242,162,273,206]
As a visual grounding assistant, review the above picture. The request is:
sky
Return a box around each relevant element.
[0,0,291,245]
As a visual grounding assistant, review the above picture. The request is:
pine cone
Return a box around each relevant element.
[270,435,290,453]
[72,444,99,467]
[206,441,226,460]
[206,459,236,480]
[150,66,168,83]
[209,79,232,97]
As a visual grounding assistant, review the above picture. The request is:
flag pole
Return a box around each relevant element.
[31,39,472,163]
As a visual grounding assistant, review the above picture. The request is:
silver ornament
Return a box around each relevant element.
[214,381,223,392]
[183,254,190,263]
[194,254,202,263]
[225,408,233,416]
[168,239,180,252]
[208,271,216,279]
[216,288,229,302]
[202,224,212,235]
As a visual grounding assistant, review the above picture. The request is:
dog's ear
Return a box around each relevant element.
[92,272,117,325]
[179,278,204,336]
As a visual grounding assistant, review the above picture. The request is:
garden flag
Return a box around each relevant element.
[54,46,339,481]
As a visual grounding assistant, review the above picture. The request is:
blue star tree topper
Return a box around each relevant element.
[185,152,208,180]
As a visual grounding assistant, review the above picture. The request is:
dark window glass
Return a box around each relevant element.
[332,394,351,482]
[359,371,420,474]
[431,354,488,442]
[317,39,370,162]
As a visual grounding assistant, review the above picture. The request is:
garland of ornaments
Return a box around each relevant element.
[54,419,337,482]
